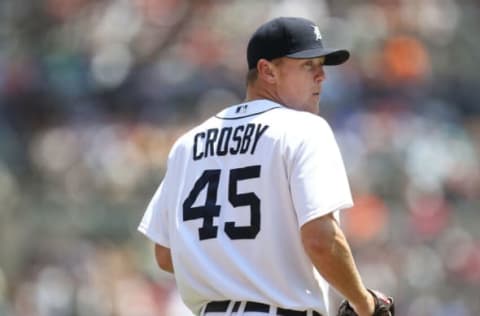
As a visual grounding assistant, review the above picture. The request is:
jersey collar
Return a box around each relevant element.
[215,99,283,120]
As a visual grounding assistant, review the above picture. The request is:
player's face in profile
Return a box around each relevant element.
[273,56,326,114]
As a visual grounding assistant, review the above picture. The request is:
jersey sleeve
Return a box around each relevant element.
[288,117,353,227]
[138,135,189,247]
[138,179,170,247]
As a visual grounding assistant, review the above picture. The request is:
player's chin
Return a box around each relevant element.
[306,98,320,114]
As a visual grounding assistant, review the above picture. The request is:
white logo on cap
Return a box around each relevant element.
[311,25,322,40]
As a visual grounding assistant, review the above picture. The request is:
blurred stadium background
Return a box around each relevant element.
[0,0,479,315]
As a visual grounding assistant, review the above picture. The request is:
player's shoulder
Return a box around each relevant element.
[288,109,329,127]
[273,107,333,137]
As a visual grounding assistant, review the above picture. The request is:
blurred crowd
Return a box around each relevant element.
[1,0,480,315]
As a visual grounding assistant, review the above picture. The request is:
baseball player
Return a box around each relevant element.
[138,17,394,316]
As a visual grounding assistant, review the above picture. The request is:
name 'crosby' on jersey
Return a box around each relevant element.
[192,123,269,160]
[138,99,353,315]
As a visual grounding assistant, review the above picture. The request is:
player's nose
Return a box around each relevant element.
[314,66,325,83]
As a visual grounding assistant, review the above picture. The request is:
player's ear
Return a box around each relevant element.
[257,59,278,84]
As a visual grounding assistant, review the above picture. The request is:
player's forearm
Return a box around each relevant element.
[301,216,372,314]
[154,244,175,274]
[311,233,371,313]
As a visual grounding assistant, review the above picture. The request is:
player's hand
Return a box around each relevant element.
[337,289,394,316]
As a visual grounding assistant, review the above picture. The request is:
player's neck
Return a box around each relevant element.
[245,84,281,104]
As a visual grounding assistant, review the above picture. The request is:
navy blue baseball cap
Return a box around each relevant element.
[247,17,350,69]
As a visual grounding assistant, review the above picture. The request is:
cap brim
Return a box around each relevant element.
[286,48,350,65]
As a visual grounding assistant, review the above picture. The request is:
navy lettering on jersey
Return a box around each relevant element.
[239,124,255,154]
[216,127,232,156]
[205,129,219,157]
[230,125,244,155]
[193,132,205,160]
[193,124,269,160]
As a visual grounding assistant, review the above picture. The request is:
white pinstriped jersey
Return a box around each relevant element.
[138,99,353,315]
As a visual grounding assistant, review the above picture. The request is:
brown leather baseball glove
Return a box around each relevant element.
[337,289,394,316]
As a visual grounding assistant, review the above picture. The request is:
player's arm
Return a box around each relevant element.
[301,213,374,316]
[154,244,174,274]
